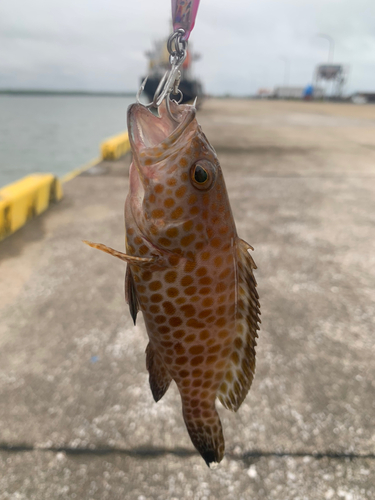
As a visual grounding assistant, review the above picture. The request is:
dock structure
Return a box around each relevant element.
[0,174,63,242]
[0,99,374,498]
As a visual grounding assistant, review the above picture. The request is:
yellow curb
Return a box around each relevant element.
[60,157,101,184]
[0,174,63,242]
[101,131,130,160]
[0,130,130,242]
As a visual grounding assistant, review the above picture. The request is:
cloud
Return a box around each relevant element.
[1,0,374,94]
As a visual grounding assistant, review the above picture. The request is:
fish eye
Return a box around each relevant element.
[194,165,208,183]
[190,160,215,190]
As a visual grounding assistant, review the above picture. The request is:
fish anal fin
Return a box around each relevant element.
[146,343,172,402]
[182,400,225,467]
[125,265,139,325]
[218,238,261,412]
[83,240,156,266]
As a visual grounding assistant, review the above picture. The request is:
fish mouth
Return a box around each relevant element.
[127,100,196,158]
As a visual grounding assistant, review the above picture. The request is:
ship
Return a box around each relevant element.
[142,36,203,106]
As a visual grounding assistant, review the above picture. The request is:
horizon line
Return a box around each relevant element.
[0,89,137,96]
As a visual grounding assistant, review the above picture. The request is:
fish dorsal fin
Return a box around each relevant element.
[145,343,172,402]
[218,238,261,412]
[125,265,139,325]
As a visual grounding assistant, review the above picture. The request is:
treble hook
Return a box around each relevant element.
[136,29,188,122]
[166,89,184,122]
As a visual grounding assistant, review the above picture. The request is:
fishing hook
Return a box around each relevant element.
[136,29,189,122]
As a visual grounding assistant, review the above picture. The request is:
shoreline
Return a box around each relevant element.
[0,131,130,242]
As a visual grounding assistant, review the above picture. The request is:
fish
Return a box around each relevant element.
[84,100,260,467]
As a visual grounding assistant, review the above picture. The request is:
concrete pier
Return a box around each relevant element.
[0,99,374,499]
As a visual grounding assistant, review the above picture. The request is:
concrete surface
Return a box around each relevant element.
[0,99,374,499]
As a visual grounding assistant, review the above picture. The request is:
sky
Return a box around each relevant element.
[1,0,375,96]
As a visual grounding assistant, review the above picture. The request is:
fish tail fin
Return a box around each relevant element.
[182,401,225,467]
[146,343,172,402]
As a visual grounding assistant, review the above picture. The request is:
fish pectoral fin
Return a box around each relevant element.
[125,265,139,325]
[145,343,172,402]
[218,238,261,412]
[83,240,156,265]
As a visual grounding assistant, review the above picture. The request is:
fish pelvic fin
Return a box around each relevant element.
[182,401,225,467]
[218,238,261,412]
[83,240,156,266]
[145,343,172,402]
[125,265,139,325]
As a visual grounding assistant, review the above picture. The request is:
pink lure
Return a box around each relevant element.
[172,0,201,40]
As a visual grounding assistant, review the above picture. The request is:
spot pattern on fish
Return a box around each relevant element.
[84,100,260,467]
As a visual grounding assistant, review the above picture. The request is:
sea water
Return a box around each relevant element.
[0,95,134,188]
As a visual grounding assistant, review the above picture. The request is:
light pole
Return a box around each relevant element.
[279,56,290,87]
[317,34,334,63]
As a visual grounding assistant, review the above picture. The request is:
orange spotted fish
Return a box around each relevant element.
[84,100,260,466]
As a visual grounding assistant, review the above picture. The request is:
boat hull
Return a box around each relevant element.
[142,76,203,105]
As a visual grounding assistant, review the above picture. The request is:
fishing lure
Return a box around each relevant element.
[172,0,201,40]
